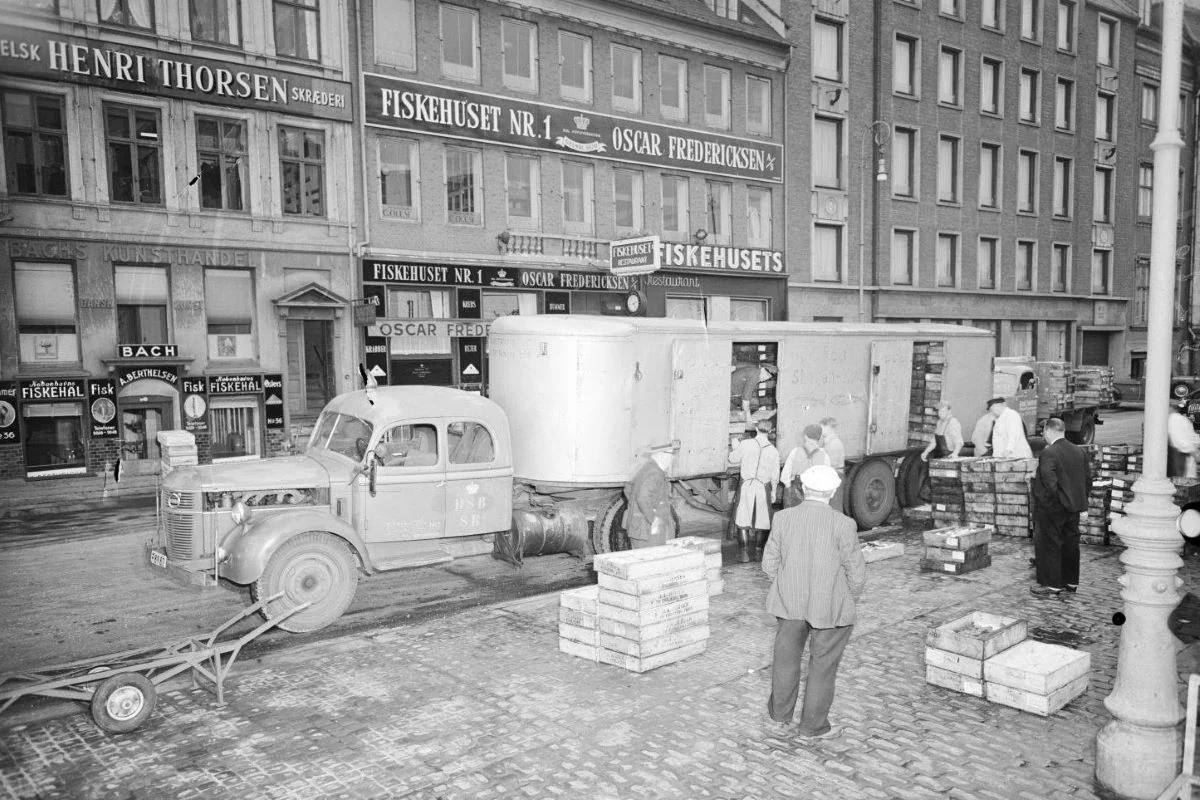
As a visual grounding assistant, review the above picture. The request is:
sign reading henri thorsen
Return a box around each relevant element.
[365,75,781,183]
[611,236,661,277]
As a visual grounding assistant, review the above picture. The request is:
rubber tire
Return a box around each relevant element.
[1174,381,1193,400]
[895,454,928,508]
[1066,413,1096,445]
[846,458,896,531]
[252,532,359,633]
[593,494,632,554]
[91,673,156,734]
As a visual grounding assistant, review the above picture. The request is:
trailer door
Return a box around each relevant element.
[670,338,733,476]
[867,340,914,453]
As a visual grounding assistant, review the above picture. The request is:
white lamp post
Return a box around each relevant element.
[858,121,890,322]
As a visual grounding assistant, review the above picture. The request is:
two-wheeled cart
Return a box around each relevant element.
[0,594,307,733]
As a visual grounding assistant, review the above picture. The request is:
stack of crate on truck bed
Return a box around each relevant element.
[1074,366,1115,407]
[557,539,722,673]
[921,524,992,575]
[1033,361,1074,414]
[925,612,1091,715]
[908,341,945,449]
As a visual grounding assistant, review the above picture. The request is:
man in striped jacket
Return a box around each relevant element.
[762,465,867,740]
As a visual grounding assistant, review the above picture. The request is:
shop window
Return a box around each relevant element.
[380,137,419,220]
[659,56,687,121]
[105,103,163,205]
[747,187,772,248]
[813,224,842,282]
[279,126,325,216]
[730,299,768,322]
[2,91,68,197]
[116,265,170,345]
[388,288,451,356]
[666,296,707,320]
[197,116,247,211]
[703,65,730,130]
[506,154,539,228]
[746,76,771,135]
[191,0,241,46]
[23,402,85,474]
[611,45,642,113]
[273,0,320,61]
[613,169,643,232]
[661,175,689,239]
[562,161,594,234]
[560,32,592,102]
[205,269,255,359]
[501,18,537,92]
[448,421,495,465]
[99,0,154,29]
[210,396,261,461]
[15,262,79,365]
[445,146,481,225]
[481,291,537,319]
[375,0,415,69]
[440,4,479,83]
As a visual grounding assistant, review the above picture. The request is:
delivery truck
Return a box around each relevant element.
[147,316,996,632]
[991,357,1105,444]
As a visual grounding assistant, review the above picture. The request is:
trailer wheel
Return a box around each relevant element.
[846,458,896,530]
[91,673,156,734]
[896,454,929,508]
[1066,413,1096,445]
[252,532,359,633]
[593,495,632,554]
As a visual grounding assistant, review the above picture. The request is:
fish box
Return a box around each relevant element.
[862,541,905,563]
[598,566,706,595]
[925,646,984,680]
[925,664,984,697]
[983,640,1091,695]
[598,610,708,641]
[923,524,994,550]
[598,580,708,612]
[558,606,597,629]
[985,674,1089,716]
[560,585,599,613]
[920,553,992,575]
[600,624,710,658]
[558,621,599,646]
[558,637,599,662]
[926,612,1027,660]
[668,536,723,555]
[599,593,710,627]
[924,542,988,563]
[593,547,705,581]
[598,639,707,673]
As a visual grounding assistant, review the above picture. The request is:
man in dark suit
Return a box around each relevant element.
[1030,417,1090,596]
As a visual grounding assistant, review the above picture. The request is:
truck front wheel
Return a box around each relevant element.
[252,532,359,633]
[1066,413,1096,445]
[846,458,896,531]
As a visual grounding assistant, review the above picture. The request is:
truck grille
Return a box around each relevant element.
[161,488,202,560]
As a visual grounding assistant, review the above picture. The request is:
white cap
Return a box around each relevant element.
[800,464,841,492]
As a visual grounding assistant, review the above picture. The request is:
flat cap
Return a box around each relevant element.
[986,397,1007,409]
[800,464,841,492]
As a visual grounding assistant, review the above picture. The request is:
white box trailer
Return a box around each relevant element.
[488,315,995,541]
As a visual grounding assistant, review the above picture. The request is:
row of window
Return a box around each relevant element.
[378,137,774,245]
[906,0,1116,60]
[13,263,257,365]
[374,1,773,135]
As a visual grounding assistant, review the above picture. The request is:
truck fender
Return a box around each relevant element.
[218,509,366,585]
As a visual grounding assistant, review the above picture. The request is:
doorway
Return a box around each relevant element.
[287,319,334,417]
[119,398,172,474]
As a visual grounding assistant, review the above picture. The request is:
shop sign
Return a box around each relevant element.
[647,274,703,289]
[545,292,570,314]
[117,365,179,388]
[457,289,481,319]
[6,240,88,261]
[370,319,490,338]
[658,244,784,275]
[0,25,352,122]
[364,75,782,183]
[20,378,85,401]
[363,261,518,287]
[103,245,254,266]
[264,375,285,430]
[117,343,179,359]
[182,377,208,434]
[610,236,661,276]
[362,285,389,386]
[88,380,118,439]
[0,381,19,445]
[456,339,484,384]
[519,270,632,292]
[209,374,263,395]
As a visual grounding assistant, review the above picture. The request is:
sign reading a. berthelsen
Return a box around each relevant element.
[610,235,661,277]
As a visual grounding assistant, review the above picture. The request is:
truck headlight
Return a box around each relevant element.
[231,500,251,525]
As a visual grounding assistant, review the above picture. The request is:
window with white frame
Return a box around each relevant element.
[1091,249,1111,294]
[1052,243,1069,290]
[813,18,843,82]
[1133,259,1149,325]
[939,46,962,105]
[729,299,768,322]
[501,19,537,92]
[938,134,960,203]
[708,0,738,20]
[562,161,594,233]
[15,262,78,364]
[813,116,842,189]
[1019,68,1040,122]
[1055,77,1074,130]
[388,287,451,355]
[445,146,481,225]
[611,45,642,113]
[506,154,539,228]
[746,76,771,135]
[380,137,419,220]
[1018,149,1037,213]
[940,0,960,17]
[892,229,916,285]
[665,296,706,320]
[982,0,1003,30]
[2,90,68,198]
[892,127,916,198]
[1094,166,1113,223]
[1020,0,1040,40]
[1138,164,1153,217]
[191,0,241,46]
[1097,16,1117,67]
[441,4,479,82]
[613,168,643,232]
[936,234,958,287]
[197,116,247,211]
[706,181,732,245]
[813,224,842,281]
[1142,84,1158,124]
[1053,156,1072,216]
[481,291,537,319]
[981,57,1002,114]
[661,175,689,238]
[978,237,999,288]
[1096,92,1114,140]
[278,126,324,216]
[703,65,731,129]
[894,35,918,96]
[210,396,262,461]
[659,56,687,120]
[273,0,319,61]
[115,265,169,345]
[1056,1,1075,51]
[978,143,1000,209]
[101,0,154,29]
[205,268,254,360]
[374,0,414,69]
[560,32,592,102]
[105,103,162,205]
[747,187,772,248]
[1016,240,1035,290]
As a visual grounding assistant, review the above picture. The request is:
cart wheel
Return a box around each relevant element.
[91,673,156,734]
[252,531,359,633]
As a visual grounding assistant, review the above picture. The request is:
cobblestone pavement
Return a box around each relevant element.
[0,529,1193,800]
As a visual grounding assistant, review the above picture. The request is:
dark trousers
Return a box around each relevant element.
[1034,503,1081,589]
[768,619,853,736]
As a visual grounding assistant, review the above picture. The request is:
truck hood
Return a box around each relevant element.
[183,456,331,491]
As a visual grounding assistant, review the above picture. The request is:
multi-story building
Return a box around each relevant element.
[0,0,357,481]
[355,0,788,390]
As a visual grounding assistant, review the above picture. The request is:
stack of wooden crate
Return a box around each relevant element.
[558,585,602,662]
[157,430,198,475]
[992,458,1037,538]
[921,523,993,575]
[1033,361,1075,412]
[1074,366,1116,407]
[1107,473,1138,529]
[960,458,996,529]
[667,536,724,596]
[1081,477,1111,546]
[929,457,966,526]
[925,611,1026,697]
[1097,444,1141,479]
[907,341,946,449]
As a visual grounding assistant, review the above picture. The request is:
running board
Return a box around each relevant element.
[372,550,454,570]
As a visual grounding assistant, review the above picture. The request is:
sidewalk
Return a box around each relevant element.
[0,474,158,520]
[1,527,1191,800]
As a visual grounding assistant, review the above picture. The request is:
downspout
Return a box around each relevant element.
[869,0,884,321]
[352,0,372,371]
[1188,34,1200,376]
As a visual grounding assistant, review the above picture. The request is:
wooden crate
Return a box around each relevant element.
[598,640,708,673]
[985,674,1088,716]
[598,580,708,612]
[925,664,985,697]
[921,554,992,575]
[598,566,706,596]
[925,542,989,563]
[593,546,705,581]
[560,585,599,612]
[559,606,597,629]
[600,594,710,627]
[926,612,1027,660]
[925,646,985,679]
[600,623,710,658]
[558,637,599,662]
[559,621,600,647]
[923,524,993,550]
[983,640,1091,694]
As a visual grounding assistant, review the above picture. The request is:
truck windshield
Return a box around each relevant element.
[309,412,374,461]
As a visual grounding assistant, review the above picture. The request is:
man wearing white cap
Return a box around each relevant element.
[762,464,866,740]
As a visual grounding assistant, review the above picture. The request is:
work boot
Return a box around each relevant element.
[737,528,752,563]
[755,531,770,562]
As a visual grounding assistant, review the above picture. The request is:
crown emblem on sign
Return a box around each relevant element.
[573,114,590,130]
[497,269,507,278]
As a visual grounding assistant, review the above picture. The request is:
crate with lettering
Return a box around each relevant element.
[667,536,724,596]
[928,457,966,526]
[921,523,993,576]
[925,612,1026,697]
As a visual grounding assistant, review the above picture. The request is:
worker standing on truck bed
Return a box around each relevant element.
[623,450,677,549]
[730,363,778,428]
[780,425,831,508]
[985,397,1032,459]
[921,402,965,461]
[728,419,780,563]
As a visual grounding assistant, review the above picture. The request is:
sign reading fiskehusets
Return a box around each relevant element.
[610,236,661,277]
[364,75,782,183]
[0,24,352,122]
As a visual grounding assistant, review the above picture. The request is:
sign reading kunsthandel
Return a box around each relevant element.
[364,75,782,183]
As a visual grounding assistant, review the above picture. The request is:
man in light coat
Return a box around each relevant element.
[728,419,780,563]
[986,397,1033,459]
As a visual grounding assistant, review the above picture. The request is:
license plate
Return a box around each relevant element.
[150,549,168,568]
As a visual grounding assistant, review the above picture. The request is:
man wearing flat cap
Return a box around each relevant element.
[762,464,866,741]
[985,397,1032,459]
